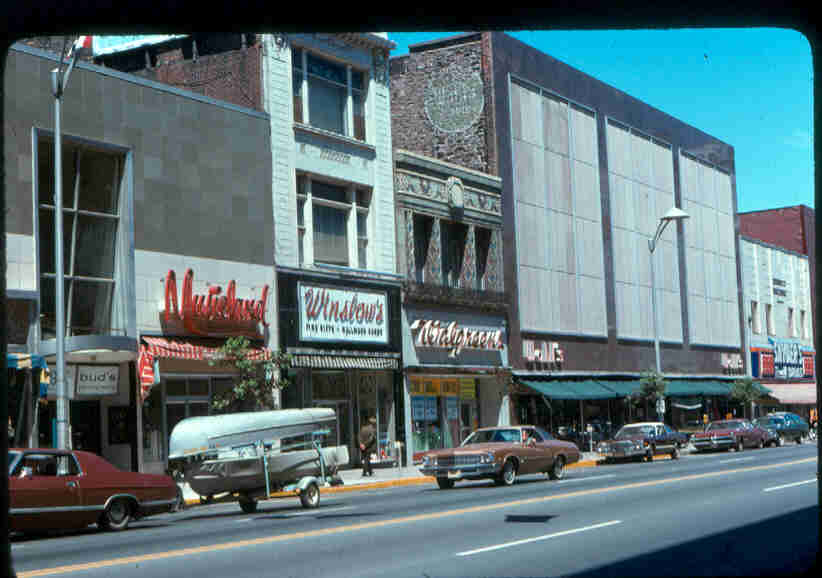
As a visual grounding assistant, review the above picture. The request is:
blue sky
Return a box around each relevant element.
[387,29,814,213]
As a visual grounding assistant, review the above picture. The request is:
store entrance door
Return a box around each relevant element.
[69,400,101,454]
[313,400,350,453]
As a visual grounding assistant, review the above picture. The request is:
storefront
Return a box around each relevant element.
[277,270,404,468]
[403,307,509,463]
[137,266,274,474]
[750,339,816,420]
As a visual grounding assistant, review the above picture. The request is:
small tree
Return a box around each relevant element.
[729,377,761,420]
[207,336,291,413]
[633,371,667,421]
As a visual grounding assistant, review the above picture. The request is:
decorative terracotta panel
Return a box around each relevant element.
[460,225,477,289]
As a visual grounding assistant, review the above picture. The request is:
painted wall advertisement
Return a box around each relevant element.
[298,283,388,344]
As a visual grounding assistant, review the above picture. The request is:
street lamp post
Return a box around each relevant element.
[50,37,82,450]
[648,207,690,375]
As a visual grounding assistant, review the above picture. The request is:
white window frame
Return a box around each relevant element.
[292,47,367,142]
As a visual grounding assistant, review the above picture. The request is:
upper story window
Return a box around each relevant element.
[800,309,807,339]
[37,137,123,339]
[297,174,370,269]
[765,303,775,336]
[441,221,467,289]
[750,301,761,334]
[292,47,367,141]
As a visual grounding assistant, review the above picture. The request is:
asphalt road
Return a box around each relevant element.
[11,443,819,578]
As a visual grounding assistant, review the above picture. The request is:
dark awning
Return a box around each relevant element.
[519,379,622,400]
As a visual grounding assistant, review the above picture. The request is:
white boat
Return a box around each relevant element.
[168,408,348,511]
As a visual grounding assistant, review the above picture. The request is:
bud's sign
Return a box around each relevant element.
[299,283,388,344]
[161,269,269,339]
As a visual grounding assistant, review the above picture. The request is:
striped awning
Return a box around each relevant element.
[6,353,48,370]
[290,354,399,370]
[138,337,269,402]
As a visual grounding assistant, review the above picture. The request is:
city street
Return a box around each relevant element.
[11,443,818,578]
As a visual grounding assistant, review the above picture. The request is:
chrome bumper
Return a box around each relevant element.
[420,463,501,478]
[692,437,734,450]
[599,445,645,458]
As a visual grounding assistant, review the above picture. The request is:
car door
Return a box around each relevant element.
[9,453,82,532]
[516,428,541,474]
[525,428,553,472]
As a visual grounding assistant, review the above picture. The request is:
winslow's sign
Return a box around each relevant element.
[410,319,504,357]
[298,283,388,344]
[161,269,269,339]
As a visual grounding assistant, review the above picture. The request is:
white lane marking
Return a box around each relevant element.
[235,505,354,521]
[719,457,755,464]
[557,474,616,484]
[456,520,622,556]
[763,479,818,492]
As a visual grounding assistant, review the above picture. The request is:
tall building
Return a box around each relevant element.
[390,32,748,438]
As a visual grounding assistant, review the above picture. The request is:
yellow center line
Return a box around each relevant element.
[18,456,817,577]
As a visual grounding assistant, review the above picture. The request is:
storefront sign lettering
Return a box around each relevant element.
[319,148,350,164]
[75,365,119,396]
[299,283,388,344]
[803,355,815,377]
[410,319,504,357]
[772,339,803,379]
[162,269,268,339]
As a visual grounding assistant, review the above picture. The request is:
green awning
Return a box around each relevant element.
[665,380,731,396]
[597,380,641,397]
[519,379,622,400]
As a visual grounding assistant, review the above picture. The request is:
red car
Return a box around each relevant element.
[690,419,770,453]
[9,448,178,534]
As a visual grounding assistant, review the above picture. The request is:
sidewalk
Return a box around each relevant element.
[179,451,604,506]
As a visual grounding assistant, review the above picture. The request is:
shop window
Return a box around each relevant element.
[441,221,467,288]
[292,48,368,142]
[37,138,123,339]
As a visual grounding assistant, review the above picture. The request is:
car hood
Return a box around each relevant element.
[423,443,512,457]
[602,435,646,444]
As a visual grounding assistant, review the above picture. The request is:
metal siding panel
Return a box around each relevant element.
[546,150,572,214]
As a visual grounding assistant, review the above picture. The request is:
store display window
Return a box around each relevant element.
[410,376,480,462]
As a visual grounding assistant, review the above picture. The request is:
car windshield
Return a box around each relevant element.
[756,417,784,427]
[462,429,522,445]
[7,451,21,475]
[707,421,741,431]
[615,425,654,438]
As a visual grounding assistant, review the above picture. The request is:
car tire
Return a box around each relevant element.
[239,496,258,514]
[497,459,517,486]
[99,498,132,532]
[299,482,320,509]
[645,448,654,462]
[436,478,455,490]
[736,438,744,452]
[758,438,765,449]
[671,444,680,460]
[796,436,802,444]
[549,456,566,480]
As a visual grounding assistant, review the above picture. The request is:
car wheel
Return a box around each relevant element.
[436,478,455,490]
[239,496,258,514]
[736,438,744,452]
[796,436,802,445]
[758,438,765,449]
[549,456,566,480]
[645,448,654,462]
[100,498,132,532]
[299,482,320,509]
[171,484,185,512]
[497,459,517,486]
[671,444,680,460]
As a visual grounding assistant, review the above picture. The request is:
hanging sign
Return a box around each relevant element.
[76,365,120,396]
[299,283,388,344]
[47,365,77,399]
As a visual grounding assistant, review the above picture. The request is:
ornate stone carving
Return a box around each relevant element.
[424,218,442,285]
[460,225,477,289]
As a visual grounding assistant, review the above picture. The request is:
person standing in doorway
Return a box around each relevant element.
[359,416,377,477]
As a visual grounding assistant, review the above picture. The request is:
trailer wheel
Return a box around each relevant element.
[239,497,258,514]
[299,482,320,509]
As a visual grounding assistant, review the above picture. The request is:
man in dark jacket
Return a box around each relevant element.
[359,416,377,477]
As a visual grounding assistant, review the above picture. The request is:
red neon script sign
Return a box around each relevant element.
[162,269,268,338]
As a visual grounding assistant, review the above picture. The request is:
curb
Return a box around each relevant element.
[180,457,613,507]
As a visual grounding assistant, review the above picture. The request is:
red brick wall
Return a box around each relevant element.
[738,206,805,254]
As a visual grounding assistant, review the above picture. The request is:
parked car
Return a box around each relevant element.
[751,419,782,447]
[596,422,688,463]
[9,448,178,534]
[690,419,770,453]
[419,425,580,489]
[764,412,810,444]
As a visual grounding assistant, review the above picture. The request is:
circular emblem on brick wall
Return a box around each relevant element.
[423,67,484,133]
